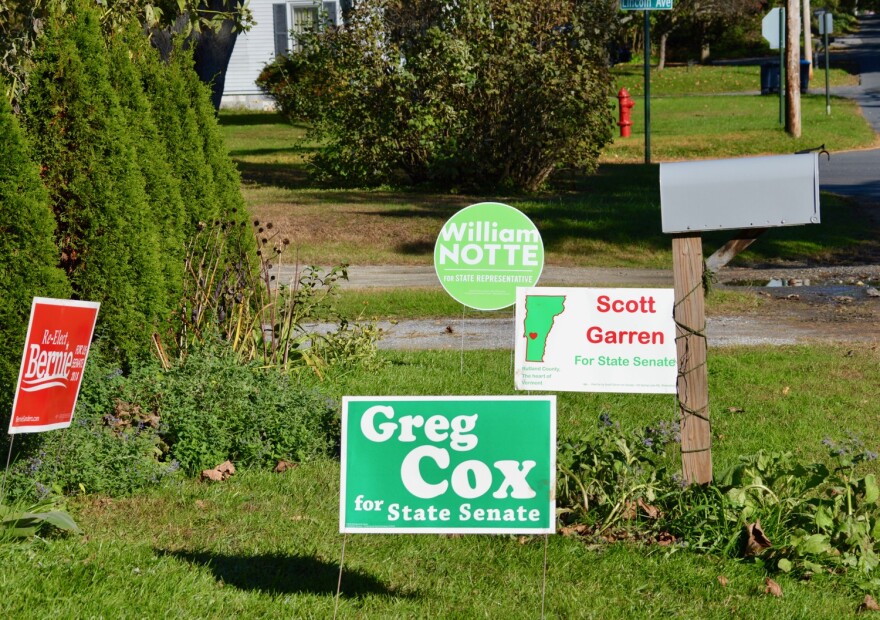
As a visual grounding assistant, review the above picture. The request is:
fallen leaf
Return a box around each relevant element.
[560,524,590,537]
[637,497,661,519]
[782,386,790,396]
[764,577,783,597]
[200,460,236,482]
[859,594,880,612]
[445,325,454,334]
[742,520,772,557]
[194,499,207,509]
[200,469,224,482]
[517,535,531,545]
[717,575,729,587]
[727,406,745,413]
[274,460,298,473]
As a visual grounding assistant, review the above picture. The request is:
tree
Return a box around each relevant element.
[0,85,70,419]
[653,0,763,68]
[261,0,619,191]
[21,1,169,364]
[1,0,251,109]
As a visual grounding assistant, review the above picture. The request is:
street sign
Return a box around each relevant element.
[762,8,785,50]
[818,12,833,35]
[620,0,673,9]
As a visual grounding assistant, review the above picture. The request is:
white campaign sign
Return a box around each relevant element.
[514,287,677,394]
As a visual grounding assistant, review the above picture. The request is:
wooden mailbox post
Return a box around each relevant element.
[660,153,821,484]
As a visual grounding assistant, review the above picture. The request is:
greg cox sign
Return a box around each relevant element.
[340,396,556,534]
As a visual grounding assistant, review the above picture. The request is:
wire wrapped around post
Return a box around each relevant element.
[672,233,712,484]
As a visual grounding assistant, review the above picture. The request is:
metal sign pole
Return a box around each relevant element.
[824,16,831,115]
[644,10,651,164]
[779,8,785,125]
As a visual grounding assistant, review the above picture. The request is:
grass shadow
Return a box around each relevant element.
[230,146,318,158]
[158,548,415,599]
[235,161,311,189]
[219,113,305,128]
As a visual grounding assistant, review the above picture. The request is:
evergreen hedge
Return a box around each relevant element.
[21,3,167,365]
[0,88,70,420]
[15,1,249,369]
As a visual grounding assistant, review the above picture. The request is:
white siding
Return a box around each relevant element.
[222,0,341,105]
[224,1,278,97]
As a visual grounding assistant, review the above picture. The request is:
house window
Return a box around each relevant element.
[273,2,340,57]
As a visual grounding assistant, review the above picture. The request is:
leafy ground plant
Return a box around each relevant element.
[0,494,80,541]
[555,412,880,592]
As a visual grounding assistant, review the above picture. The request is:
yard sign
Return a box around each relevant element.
[8,298,100,434]
[514,287,677,394]
[340,396,556,534]
[434,202,544,311]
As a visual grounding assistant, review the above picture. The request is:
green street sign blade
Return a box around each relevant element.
[620,0,673,9]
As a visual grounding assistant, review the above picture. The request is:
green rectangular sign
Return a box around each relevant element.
[341,396,556,534]
[620,0,673,9]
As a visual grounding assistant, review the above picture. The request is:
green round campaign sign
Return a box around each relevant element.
[434,202,544,310]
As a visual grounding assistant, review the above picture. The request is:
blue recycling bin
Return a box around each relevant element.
[760,60,810,95]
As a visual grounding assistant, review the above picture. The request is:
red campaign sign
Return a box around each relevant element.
[8,298,100,434]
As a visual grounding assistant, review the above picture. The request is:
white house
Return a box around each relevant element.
[221,0,346,109]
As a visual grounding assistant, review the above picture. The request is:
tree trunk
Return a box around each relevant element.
[785,0,802,137]
[151,3,241,111]
[190,1,240,111]
[658,32,668,70]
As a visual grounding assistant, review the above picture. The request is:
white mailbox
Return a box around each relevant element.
[660,153,820,233]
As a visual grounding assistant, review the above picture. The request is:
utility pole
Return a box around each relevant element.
[803,0,814,80]
[785,0,802,137]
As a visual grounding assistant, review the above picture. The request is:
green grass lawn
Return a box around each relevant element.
[219,63,879,271]
[0,465,865,618]
[603,94,877,163]
[3,344,878,618]
[612,62,859,96]
[6,64,878,620]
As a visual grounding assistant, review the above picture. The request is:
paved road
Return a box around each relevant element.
[817,14,880,208]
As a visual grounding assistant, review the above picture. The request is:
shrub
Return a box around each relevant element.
[3,350,173,502]
[107,22,187,312]
[166,219,385,376]
[260,0,618,191]
[152,345,338,474]
[137,37,249,232]
[557,416,880,591]
[3,345,339,501]
[0,86,70,424]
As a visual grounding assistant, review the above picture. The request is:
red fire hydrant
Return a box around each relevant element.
[617,88,635,138]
